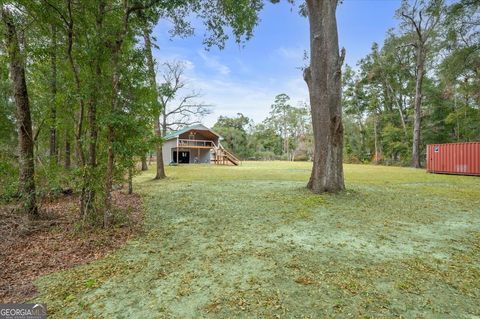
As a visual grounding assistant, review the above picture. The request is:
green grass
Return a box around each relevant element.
[35,162,480,318]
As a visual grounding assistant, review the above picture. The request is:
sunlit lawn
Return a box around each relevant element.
[36,162,480,318]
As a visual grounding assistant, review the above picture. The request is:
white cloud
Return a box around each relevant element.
[150,45,309,127]
[197,50,231,76]
[184,72,309,126]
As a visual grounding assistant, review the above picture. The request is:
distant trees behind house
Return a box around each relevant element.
[212,94,312,161]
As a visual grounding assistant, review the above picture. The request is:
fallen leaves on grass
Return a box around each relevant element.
[0,190,143,303]
[295,276,315,285]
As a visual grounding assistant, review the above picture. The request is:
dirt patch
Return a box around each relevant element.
[0,190,143,303]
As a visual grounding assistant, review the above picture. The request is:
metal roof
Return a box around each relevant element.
[163,124,222,141]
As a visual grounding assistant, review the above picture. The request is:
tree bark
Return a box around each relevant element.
[128,166,133,195]
[400,1,442,168]
[104,55,118,227]
[304,0,345,193]
[65,0,85,167]
[49,24,58,164]
[65,130,71,170]
[411,46,424,168]
[3,8,38,216]
[143,28,166,179]
[373,113,381,164]
[162,108,167,136]
[141,155,148,171]
[80,0,104,222]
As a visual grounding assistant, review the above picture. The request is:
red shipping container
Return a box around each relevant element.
[426,142,480,176]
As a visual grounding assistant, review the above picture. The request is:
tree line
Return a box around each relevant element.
[215,0,479,169]
[343,0,479,165]
[211,94,312,161]
[4,0,474,224]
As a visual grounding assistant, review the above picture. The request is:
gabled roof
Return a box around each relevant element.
[163,124,221,141]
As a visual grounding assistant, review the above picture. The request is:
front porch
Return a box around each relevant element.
[161,125,239,166]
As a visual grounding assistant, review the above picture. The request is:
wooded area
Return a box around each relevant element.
[0,0,264,222]
[1,0,478,221]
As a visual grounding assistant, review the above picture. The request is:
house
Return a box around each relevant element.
[162,124,239,166]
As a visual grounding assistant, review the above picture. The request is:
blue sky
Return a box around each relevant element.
[152,0,401,127]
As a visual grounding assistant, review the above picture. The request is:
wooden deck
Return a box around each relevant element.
[173,138,240,165]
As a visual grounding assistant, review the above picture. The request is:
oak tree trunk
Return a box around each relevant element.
[3,8,38,216]
[143,28,166,180]
[304,0,345,193]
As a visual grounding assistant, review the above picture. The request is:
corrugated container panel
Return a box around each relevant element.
[426,142,480,176]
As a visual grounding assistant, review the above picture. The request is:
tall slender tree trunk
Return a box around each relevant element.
[143,28,166,179]
[65,0,85,167]
[104,3,137,227]
[81,0,104,222]
[49,24,58,164]
[411,46,424,168]
[304,0,345,193]
[373,113,381,164]
[128,166,133,195]
[104,52,119,227]
[3,8,38,216]
[65,130,71,170]
[386,83,408,138]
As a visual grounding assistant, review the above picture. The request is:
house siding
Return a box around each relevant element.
[162,138,212,164]
[162,139,178,164]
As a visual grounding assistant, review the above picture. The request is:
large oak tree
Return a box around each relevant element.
[303,0,345,193]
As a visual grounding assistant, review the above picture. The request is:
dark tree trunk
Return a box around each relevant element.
[49,24,58,164]
[128,166,133,195]
[66,0,85,167]
[373,113,381,164]
[143,28,166,180]
[411,46,424,168]
[304,0,345,193]
[81,0,104,223]
[104,57,118,227]
[3,8,38,216]
[141,155,148,171]
[65,130,71,169]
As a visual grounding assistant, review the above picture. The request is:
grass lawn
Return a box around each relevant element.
[35,162,480,318]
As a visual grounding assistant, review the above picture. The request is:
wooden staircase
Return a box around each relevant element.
[212,144,240,166]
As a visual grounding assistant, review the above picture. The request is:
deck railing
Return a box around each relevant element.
[177,139,216,148]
